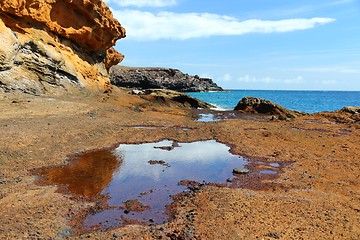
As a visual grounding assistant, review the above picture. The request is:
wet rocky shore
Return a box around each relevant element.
[0,90,359,239]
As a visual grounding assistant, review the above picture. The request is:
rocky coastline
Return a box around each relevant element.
[0,1,359,240]
[1,90,359,239]
[110,66,224,92]
[234,96,306,118]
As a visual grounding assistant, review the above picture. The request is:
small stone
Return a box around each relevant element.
[265,232,282,239]
[278,115,287,121]
[113,232,120,238]
[232,168,250,174]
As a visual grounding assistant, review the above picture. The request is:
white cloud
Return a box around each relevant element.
[284,76,304,84]
[237,75,274,83]
[237,75,304,84]
[221,73,232,82]
[105,0,177,7]
[113,10,335,40]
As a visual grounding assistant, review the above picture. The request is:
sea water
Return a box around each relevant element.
[187,90,360,114]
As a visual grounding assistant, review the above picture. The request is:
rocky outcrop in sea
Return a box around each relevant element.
[234,96,306,118]
[0,0,125,95]
[110,66,223,92]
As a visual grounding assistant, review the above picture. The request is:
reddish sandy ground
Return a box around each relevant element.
[0,89,359,239]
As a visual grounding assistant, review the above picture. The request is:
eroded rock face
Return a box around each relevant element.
[234,97,305,118]
[110,66,223,92]
[0,0,125,95]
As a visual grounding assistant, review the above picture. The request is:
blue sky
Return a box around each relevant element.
[105,0,360,90]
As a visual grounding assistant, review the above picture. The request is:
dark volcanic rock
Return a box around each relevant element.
[234,97,305,118]
[110,66,223,92]
[232,168,250,174]
[131,89,213,109]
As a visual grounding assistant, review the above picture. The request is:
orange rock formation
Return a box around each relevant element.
[0,0,126,94]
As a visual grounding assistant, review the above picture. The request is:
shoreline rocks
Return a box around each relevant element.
[234,97,306,118]
[110,66,223,92]
[340,106,360,114]
[131,89,213,109]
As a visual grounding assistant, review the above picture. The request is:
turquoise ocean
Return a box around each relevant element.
[187,90,360,114]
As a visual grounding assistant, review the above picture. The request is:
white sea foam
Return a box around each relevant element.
[210,104,229,111]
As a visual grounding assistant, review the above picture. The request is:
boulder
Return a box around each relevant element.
[0,0,125,95]
[110,66,223,92]
[234,97,305,118]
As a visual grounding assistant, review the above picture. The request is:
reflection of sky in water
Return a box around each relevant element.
[85,140,246,230]
[112,140,241,182]
[197,113,216,122]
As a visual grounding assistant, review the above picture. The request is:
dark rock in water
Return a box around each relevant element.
[148,160,170,167]
[232,168,250,174]
[110,66,223,92]
[131,89,213,109]
[234,97,305,118]
[340,106,360,114]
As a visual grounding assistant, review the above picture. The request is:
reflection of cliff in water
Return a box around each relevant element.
[34,140,249,231]
[33,140,287,232]
[38,149,121,198]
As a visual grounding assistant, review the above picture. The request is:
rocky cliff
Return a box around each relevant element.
[110,66,223,92]
[0,0,125,95]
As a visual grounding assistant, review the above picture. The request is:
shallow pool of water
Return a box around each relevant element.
[37,140,248,231]
[88,140,246,229]
[197,113,217,122]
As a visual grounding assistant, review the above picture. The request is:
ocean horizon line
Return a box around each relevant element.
[220,89,360,92]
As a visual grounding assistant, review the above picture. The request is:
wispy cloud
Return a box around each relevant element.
[105,0,178,7]
[331,0,356,5]
[236,75,304,84]
[114,10,335,40]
